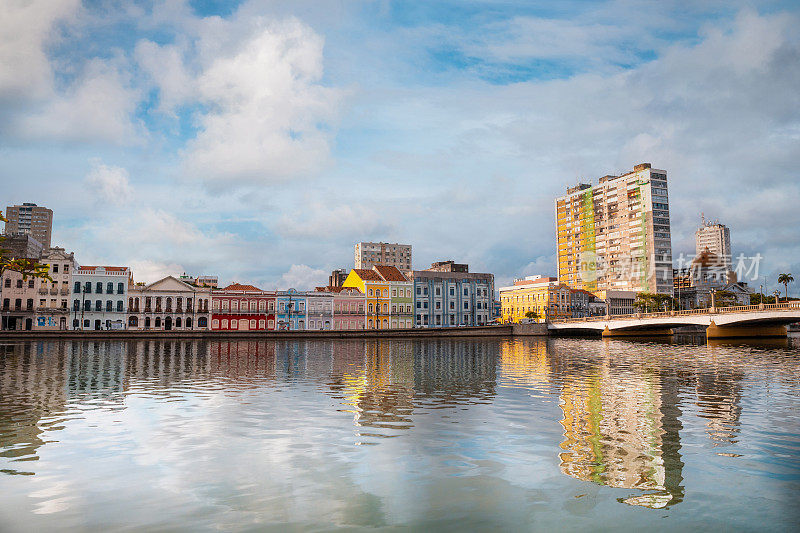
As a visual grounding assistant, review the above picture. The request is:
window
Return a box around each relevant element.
[4,279,11,288]
[95,300,102,311]
[28,279,34,288]
[84,300,91,310]
[85,282,92,293]
[117,301,123,312]
[96,282,103,294]
[53,264,59,273]
[212,319,219,329]
[73,300,79,310]
[117,283,124,294]
[107,282,113,294]
[369,289,374,296]
[83,319,90,328]
[106,300,112,311]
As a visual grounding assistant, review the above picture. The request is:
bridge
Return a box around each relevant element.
[549,302,800,338]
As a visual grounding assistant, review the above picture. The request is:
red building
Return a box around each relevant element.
[211,283,276,331]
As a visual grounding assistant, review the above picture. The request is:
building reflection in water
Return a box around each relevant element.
[327,339,498,439]
[549,340,686,509]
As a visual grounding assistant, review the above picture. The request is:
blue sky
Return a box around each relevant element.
[2,0,799,293]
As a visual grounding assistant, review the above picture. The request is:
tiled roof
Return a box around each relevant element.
[316,286,364,295]
[77,265,129,272]
[353,269,383,281]
[219,283,262,292]
[373,265,408,282]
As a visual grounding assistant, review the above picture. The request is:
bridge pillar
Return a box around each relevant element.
[602,326,674,337]
[706,321,787,339]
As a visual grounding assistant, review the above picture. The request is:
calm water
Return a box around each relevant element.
[1,336,799,532]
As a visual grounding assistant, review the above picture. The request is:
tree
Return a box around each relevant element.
[714,290,738,308]
[524,310,539,321]
[778,273,794,302]
[0,210,52,282]
[634,292,677,313]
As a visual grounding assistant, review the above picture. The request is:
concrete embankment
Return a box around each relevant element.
[0,324,544,340]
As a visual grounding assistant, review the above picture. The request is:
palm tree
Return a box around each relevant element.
[778,273,794,302]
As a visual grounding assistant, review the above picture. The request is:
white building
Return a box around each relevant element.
[696,218,731,272]
[71,266,130,330]
[35,247,75,330]
[355,242,412,272]
[128,276,211,330]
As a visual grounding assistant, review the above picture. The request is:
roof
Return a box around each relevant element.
[316,286,364,295]
[690,248,727,268]
[219,283,262,292]
[77,265,129,272]
[570,288,597,297]
[373,265,409,282]
[352,269,384,281]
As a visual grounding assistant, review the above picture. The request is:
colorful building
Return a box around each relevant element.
[35,247,75,330]
[315,286,365,330]
[275,289,306,330]
[555,163,673,295]
[211,283,275,331]
[307,291,334,330]
[343,266,411,329]
[499,275,571,323]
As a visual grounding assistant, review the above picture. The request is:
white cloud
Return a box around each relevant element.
[0,0,79,102]
[182,17,343,185]
[276,203,394,240]
[280,264,327,290]
[127,259,186,285]
[84,159,133,205]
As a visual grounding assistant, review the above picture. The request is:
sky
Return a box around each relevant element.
[2,0,799,294]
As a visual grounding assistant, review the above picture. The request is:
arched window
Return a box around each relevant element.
[383,289,388,297]
[382,303,388,313]
[368,319,373,328]
[166,297,172,311]
[197,317,206,328]
[383,319,388,328]
[186,317,193,329]
[155,317,161,328]
[145,317,151,328]
[369,289,373,296]
[176,317,182,328]
[368,303,373,313]
[250,319,256,329]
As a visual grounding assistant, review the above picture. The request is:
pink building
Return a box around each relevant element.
[315,286,365,330]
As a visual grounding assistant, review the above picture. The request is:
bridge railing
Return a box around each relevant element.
[551,301,800,324]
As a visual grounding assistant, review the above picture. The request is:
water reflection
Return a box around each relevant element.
[0,337,798,529]
[552,341,686,508]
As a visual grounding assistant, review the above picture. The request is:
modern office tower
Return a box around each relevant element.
[695,218,731,271]
[4,203,53,249]
[555,163,673,295]
[354,242,412,272]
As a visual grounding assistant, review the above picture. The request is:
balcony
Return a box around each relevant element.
[38,288,48,295]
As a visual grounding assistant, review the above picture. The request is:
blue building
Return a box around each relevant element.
[410,261,494,327]
[275,289,307,330]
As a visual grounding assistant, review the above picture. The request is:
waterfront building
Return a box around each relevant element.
[555,163,673,295]
[307,291,334,330]
[375,265,413,329]
[34,247,75,330]
[315,286,365,330]
[343,266,411,329]
[129,276,211,330]
[354,242,412,272]
[275,289,306,330]
[593,290,637,315]
[71,266,130,330]
[499,276,571,323]
[410,261,493,327]
[1,270,40,330]
[696,218,731,272]
[178,274,218,288]
[4,202,53,249]
[211,283,275,331]
[569,288,600,318]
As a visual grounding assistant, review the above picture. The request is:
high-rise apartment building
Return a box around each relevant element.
[555,163,673,295]
[354,242,412,272]
[4,203,53,249]
[695,218,731,271]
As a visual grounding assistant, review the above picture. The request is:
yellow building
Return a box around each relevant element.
[499,276,572,323]
[342,267,407,329]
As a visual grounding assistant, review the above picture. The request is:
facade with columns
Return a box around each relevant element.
[128,276,211,330]
[211,284,276,331]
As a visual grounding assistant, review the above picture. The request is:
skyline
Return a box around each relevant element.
[3,1,799,293]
